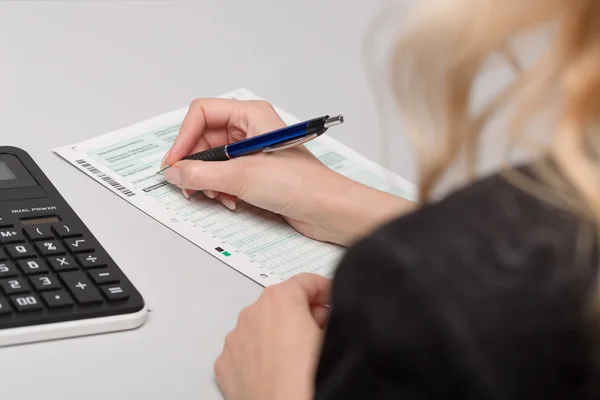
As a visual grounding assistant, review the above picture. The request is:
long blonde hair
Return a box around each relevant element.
[388,1,600,316]
[391,0,600,220]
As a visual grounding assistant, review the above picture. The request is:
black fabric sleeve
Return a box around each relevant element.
[313,233,457,400]
[312,169,600,399]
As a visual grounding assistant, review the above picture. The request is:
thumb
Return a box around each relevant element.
[310,303,331,329]
[286,273,332,306]
[163,159,244,196]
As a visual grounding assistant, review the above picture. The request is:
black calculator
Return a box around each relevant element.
[0,146,146,346]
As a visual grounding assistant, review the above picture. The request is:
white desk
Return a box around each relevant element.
[0,1,418,399]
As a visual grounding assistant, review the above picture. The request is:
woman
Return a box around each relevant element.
[162,0,600,398]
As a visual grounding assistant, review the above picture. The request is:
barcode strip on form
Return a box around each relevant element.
[75,159,135,197]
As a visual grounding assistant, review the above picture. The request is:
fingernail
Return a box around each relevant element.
[160,150,171,169]
[203,190,215,199]
[181,188,190,199]
[222,198,236,211]
[163,166,181,185]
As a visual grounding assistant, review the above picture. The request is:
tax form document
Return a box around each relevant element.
[54,88,416,287]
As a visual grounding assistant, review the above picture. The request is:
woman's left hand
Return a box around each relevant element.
[214,273,331,400]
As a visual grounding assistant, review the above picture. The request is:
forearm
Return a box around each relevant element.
[318,174,417,246]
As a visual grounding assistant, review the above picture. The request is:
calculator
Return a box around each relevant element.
[0,146,146,346]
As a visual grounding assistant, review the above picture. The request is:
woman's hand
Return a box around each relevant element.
[214,273,331,400]
[163,98,414,246]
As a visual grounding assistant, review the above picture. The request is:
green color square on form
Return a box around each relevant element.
[222,251,231,257]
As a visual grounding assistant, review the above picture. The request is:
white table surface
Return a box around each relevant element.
[0,1,424,399]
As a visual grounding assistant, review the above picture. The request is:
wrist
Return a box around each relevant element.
[316,172,416,246]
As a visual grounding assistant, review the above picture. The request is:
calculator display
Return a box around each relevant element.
[0,162,16,181]
[21,216,61,225]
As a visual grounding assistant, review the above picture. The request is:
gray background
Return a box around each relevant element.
[0,1,517,399]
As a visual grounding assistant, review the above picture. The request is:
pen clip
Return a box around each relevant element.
[262,133,318,153]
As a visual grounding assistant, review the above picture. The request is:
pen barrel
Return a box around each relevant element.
[226,121,312,158]
[183,145,229,162]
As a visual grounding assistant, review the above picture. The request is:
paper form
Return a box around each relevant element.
[53,88,416,287]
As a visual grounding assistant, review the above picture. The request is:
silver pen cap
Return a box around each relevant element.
[324,115,344,129]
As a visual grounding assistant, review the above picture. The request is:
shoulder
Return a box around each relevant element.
[343,167,593,283]
[320,169,600,398]
[333,166,599,345]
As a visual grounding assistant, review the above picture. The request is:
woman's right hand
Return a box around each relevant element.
[162,98,412,246]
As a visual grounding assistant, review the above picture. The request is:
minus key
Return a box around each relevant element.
[88,268,119,284]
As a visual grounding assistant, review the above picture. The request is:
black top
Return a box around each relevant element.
[314,170,600,399]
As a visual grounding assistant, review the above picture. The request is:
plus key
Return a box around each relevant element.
[59,271,102,305]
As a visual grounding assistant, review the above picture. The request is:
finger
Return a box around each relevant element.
[166,99,284,166]
[285,273,332,306]
[213,348,232,398]
[310,303,331,329]
[182,188,194,199]
[214,192,238,211]
[166,98,243,165]
[164,159,245,196]
[180,189,217,202]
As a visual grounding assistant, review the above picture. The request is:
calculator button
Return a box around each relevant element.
[47,255,78,272]
[18,258,48,275]
[0,278,30,295]
[0,216,14,229]
[89,268,119,284]
[0,229,25,244]
[23,225,54,241]
[0,261,19,278]
[65,238,93,253]
[0,251,7,261]
[101,285,130,301]
[10,294,43,312]
[35,240,66,257]
[51,223,81,238]
[41,290,74,309]
[76,252,106,269]
[0,297,11,315]
[6,243,36,259]
[60,271,102,305]
[30,275,62,291]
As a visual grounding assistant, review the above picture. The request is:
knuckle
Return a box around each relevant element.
[224,331,235,348]
[179,162,202,188]
[252,100,276,114]
[237,306,250,324]
[262,285,282,300]
[189,98,204,110]
[213,355,224,377]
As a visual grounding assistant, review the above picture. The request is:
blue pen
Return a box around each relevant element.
[157,114,344,173]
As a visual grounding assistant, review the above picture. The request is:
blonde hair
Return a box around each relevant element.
[390,0,600,312]
[391,0,600,218]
